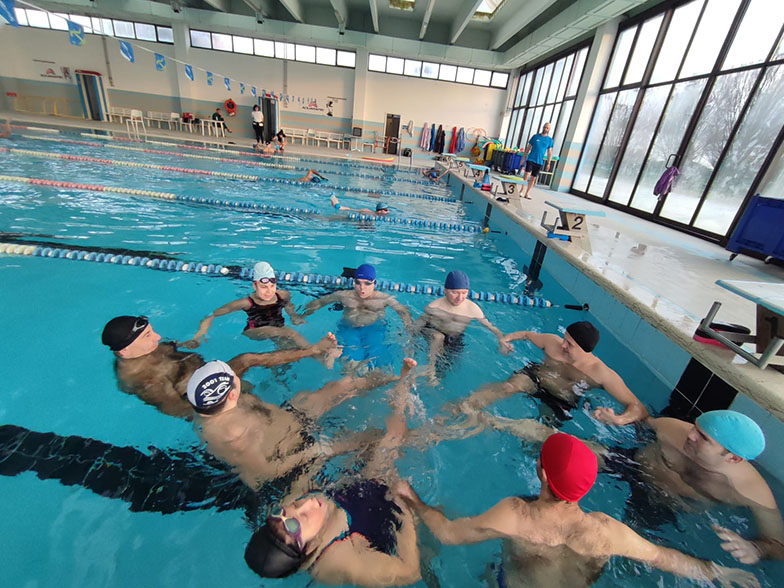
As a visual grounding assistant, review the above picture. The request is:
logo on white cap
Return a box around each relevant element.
[187,360,236,409]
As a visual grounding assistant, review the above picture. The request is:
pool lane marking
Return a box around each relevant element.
[0,173,481,233]
[0,241,551,307]
[19,135,436,186]
[1,147,259,181]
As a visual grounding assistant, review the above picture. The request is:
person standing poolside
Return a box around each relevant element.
[101,315,338,418]
[521,123,553,200]
[186,360,398,490]
[330,195,390,217]
[297,169,327,183]
[397,433,760,588]
[212,108,232,133]
[455,321,648,425]
[251,105,264,151]
[416,270,512,384]
[185,261,340,368]
[244,358,422,587]
[302,264,413,367]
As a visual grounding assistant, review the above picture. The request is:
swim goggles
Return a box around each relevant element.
[269,505,303,550]
[255,277,277,284]
[131,316,149,333]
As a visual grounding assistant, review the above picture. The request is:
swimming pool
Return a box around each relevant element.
[1,129,782,587]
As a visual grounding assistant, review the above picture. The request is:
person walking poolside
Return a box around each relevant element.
[521,122,553,200]
[251,104,264,151]
[397,433,760,588]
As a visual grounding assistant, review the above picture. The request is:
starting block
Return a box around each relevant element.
[455,156,470,168]
[497,174,528,196]
[465,163,490,179]
[540,200,605,253]
[440,154,457,169]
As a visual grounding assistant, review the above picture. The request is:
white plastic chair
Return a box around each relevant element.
[306,129,316,146]
[168,112,180,131]
[362,130,377,153]
[126,109,146,140]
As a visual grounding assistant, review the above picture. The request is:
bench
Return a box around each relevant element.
[699,280,784,369]
[284,127,308,145]
[540,200,605,254]
[108,106,134,124]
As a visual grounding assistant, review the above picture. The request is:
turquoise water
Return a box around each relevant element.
[1,131,781,587]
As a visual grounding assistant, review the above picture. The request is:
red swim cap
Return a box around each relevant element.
[540,433,597,502]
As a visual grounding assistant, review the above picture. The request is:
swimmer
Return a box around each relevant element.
[416,270,512,384]
[481,409,784,564]
[0,119,10,139]
[244,358,422,586]
[101,315,338,418]
[397,433,760,588]
[422,165,448,182]
[454,321,648,425]
[262,142,276,155]
[187,360,399,490]
[301,263,413,367]
[185,262,341,368]
[329,195,390,216]
[297,169,327,183]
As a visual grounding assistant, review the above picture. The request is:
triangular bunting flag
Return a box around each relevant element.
[240,83,245,95]
[0,0,19,27]
[119,41,135,63]
[251,86,256,97]
[67,21,85,46]
[184,64,194,81]
[207,72,213,86]
[224,77,231,91]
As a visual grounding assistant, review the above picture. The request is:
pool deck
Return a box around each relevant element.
[3,111,783,421]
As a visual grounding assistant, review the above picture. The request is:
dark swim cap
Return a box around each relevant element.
[445,270,470,290]
[311,176,321,184]
[355,263,376,281]
[101,315,149,351]
[565,321,599,352]
[245,525,304,579]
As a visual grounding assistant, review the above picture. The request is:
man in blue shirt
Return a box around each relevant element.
[522,122,554,199]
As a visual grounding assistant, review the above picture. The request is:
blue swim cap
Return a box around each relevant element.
[696,410,765,460]
[445,270,470,290]
[429,170,438,178]
[311,176,321,184]
[376,202,389,212]
[355,263,376,282]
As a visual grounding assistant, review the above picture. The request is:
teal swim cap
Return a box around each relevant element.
[696,410,765,460]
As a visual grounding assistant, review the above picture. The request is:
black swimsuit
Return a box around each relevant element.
[244,294,285,330]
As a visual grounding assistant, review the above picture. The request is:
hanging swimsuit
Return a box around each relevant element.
[311,480,403,567]
[244,294,286,330]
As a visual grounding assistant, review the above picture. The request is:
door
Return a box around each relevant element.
[76,71,108,121]
[384,113,401,154]
[261,96,277,143]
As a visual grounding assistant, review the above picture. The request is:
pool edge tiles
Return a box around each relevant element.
[451,169,784,423]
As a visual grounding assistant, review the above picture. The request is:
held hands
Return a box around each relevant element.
[713,525,763,565]
[289,314,306,326]
[394,480,423,508]
[710,562,761,588]
[498,336,514,355]
[592,406,625,425]
[180,337,203,349]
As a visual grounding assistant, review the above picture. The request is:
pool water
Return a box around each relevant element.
[1,130,782,587]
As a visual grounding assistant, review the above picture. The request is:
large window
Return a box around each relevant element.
[12,8,173,43]
[367,53,509,89]
[190,29,356,69]
[504,44,589,162]
[572,0,784,241]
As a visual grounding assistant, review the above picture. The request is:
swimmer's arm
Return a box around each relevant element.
[280,291,305,324]
[732,502,784,561]
[476,316,513,352]
[403,492,520,545]
[187,298,249,346]
[436,167,449,179]
[605,515,757,585]
[300,291,342,316]
[594,367,649,425]
[503,330,557,349]
[386,295,414,329]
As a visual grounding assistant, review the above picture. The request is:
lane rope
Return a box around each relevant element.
[0,241,550,307]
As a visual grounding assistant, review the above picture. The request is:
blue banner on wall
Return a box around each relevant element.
[207,72,213,86]
[224,77,231,91]
[0,0,19,27]
[154,53,166,71]
[251,86,256,97]
[240,83,245,95]
[67,21,85,46]
[184,64,194,81]
[119,41,135,63]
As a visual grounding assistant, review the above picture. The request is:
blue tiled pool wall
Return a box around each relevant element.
[455,181,784,478]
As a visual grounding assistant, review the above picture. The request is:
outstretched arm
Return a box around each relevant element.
[396,485,520,545]
[386,295,414,329]
[185,298,248,348]
[300,291,342,317]
[477,316,513,353]
[592,367,649,425]
[606,515,760,588]
[714,501,784,563]
[227,333,337,377]
[503,331,559,350]
[279,290,305,325]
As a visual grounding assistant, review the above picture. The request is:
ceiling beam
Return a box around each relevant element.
[329,0,348,33]
[242,0,274,19]
[203,0,230,12]
[419,0,436,40]
[278,0,304,23]
[369,0,379,34]
[449,0,483,44]
[490,0,557,50]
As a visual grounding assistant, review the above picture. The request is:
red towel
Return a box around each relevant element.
[448,126,457,153]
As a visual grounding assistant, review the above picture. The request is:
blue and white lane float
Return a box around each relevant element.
[0,174,482,233]
[0,242,551,307]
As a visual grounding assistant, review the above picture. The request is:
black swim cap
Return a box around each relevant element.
[101,316,149,351]
[244,525,305,579]
[565,321,599,352]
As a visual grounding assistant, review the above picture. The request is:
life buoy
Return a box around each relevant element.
[224,99,237,117]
